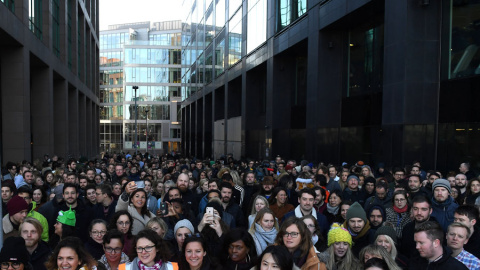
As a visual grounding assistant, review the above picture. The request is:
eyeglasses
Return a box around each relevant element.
[104,247,122,254]
[92,230,107,236]
[306,224,315,229]
[136,245,155,253]
[1,262,21,269]
[187,233,201,238]
[395,199,406,202]
[283,232,300,238]
[117,221,130,227]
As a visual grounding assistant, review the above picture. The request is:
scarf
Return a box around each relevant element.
[253,223,278,255]
[138,259,162,270]
[393,204,408,213]
[326,203,339,215]
[312,234,319,245]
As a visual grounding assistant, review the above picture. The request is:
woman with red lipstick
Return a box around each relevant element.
[275,217,326,270]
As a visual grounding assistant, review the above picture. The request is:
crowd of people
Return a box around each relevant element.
[0,153,479,270]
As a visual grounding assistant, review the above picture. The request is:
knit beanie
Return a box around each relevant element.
[432,179,451,194]
[7,195,29,216]
[328,226,353,247]
[346,202,367,223]
[174,219,194,235]
[347,175,359,185]
[374,223,398,244]
[57,206,76,227]
[0,237,30,265]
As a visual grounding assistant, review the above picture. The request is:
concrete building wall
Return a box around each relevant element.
[0,0,100,164]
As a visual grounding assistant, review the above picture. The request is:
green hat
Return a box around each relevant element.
[57,206,76,227]
[346,202,367,223]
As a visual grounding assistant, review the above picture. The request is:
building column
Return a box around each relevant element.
[31,63,54,159]
[86,98,93,157]
[1,46,32,163]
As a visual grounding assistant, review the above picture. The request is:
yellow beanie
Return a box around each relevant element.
[328,226,353,247]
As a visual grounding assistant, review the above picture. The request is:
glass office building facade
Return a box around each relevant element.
[181,0,480,172]
[100,21,182,154]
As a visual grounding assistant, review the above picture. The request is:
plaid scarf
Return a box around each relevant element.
[137,259,162,270]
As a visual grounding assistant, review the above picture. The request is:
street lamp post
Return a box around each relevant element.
[133,86,139,154]
[145,107,149,154]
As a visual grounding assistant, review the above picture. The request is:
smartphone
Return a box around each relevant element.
[159,202,168,216]
[206,207,213,216]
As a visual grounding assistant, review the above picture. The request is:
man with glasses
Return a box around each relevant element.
[364,181,393,212]
[0,237,31,270]
[99,229,130,269]
[17,187,49,242]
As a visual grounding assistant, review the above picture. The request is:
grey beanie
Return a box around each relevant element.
[374,223,398,244]
[432,179,451,194]
[174,219,194,235]
[347,175,359,185]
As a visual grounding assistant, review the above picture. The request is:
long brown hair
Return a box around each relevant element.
[274,216,312,258]
[45,237,97,269]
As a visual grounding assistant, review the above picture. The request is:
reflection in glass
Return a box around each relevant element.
[125,104,170,120]
[125,85,180,102]
[205,48,213,84]
[449,1,480,79]
[100,88,123,103]
[229,10,242,66]
[229,0,242,20]
[100,70,123,85]
[276,0,307,32]
[101,105,123,120]
[216,0,226,31]
[348,23,384,97]
[216,38,225,77]
[247,0,267,53]
[206,3,214,46]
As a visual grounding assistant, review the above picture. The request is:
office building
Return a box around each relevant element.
[100,21,182,154]
[0,0,100,163]
[181,0,480,171]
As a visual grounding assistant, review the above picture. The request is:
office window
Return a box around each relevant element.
[29,0,43,39]
[229,0,242,19]
[247,0,267,53]
[216,35,225,77]
[2,0,15,12]
[67,0,73,69]
[448,1,480,79]
[276,0,307,32]
[228,9,242,66]
[215,0,226,32]
[52,0,60,56]
[347,23,384,97]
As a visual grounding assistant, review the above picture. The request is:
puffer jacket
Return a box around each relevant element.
[430,196,458,231]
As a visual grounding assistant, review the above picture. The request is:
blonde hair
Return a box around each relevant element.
[250,195,270,215]
[374,234,398,259]
[19,217,43,236]
[230,170,243,187]
[359,244,402,270]
[248,208,279,234]
[326,243,360,270]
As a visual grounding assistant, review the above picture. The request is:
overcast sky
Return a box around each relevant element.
[99,0,184,30]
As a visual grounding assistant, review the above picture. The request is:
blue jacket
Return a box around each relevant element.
[431,196,458,231]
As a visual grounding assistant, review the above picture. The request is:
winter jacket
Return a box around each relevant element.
[431,196,458,231]
[115,193,154,235]
[399,216,439,258]
[2,215,19,239]
[342,188,366,206]
[385,207,412,239]
[93,199,118,222]
[58,198,94,242]
[408,246,468,270]
[28,201,49,242]
[30,240,51,270]
[300,246,327,270]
